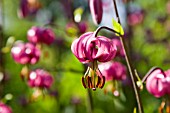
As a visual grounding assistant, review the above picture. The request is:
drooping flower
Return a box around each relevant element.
[27,26,55,45]
[0,102,12,113]
[71,32,117,90]
[18,0,41,18]
[71,32,117,63]
[89,0,103,24]
[28,69,53,89]
[98,61,126,81]
[146,68,170,98]
[11,42,40,65]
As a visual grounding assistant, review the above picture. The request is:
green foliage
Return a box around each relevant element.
[1,0,170,113]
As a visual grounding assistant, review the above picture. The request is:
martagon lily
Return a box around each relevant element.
[71,32,117,90]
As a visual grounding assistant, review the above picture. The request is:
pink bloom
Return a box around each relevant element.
[127,10,144,26]
[112,39,125,57]
[89,0,103,24]
[146,68,168,98]
[27,26,55,45]
[98,61,127,81]
[0,102,12,113]
[164,69,170,94]
[18,0,41,18]
[28,69,53,88]
[11,42,40,65]
[71,32,117,64]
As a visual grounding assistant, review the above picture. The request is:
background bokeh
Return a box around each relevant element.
[0,0,170,113]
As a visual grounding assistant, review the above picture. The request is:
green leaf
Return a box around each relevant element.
[112,18,124,36]
[133,107,137,113]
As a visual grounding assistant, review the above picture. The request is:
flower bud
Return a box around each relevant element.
[89,0,103,24]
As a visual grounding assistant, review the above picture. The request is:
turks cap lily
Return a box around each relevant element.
[89,0,103,24]
[27,26,55,45]
[11,42,40,65]
[71,32,117,90]
[0,102,12,113]
[28,69,53,89]
[98,61,127,81]
[146,68,170,98]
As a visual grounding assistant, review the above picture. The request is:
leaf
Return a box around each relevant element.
[133,107,137,113]
[112,18,124,36]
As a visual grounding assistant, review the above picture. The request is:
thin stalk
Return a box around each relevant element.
[141,67,164,83]
[87,89,93,113]
[112,0,143,113]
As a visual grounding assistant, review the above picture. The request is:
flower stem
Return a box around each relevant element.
[141,67,164,83]
[112,0,144,112]
[87,89,93,113]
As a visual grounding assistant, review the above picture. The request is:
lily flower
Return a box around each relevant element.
[27,26,55,45]
[71,32,117,90]
[0,102,12,113]
[146,68,169,98]
[28,69,53,89]
[11,42,40,65]
[98,61,126,81]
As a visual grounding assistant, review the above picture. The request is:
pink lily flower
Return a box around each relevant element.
[28,69,53,89]
[146,68,168,98]
[11,42,40,65]
[0,102,12,113]
[27,26,55,45]
[98,61,127,81]
[71,32,117,64]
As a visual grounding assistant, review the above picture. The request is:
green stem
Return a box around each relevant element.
[112,0,143,113]
[87,89,93,113]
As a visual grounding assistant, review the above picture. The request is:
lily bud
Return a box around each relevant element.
[89,0,103,24]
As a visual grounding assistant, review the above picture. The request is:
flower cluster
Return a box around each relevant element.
[146,68,170,98]
[11,26,55,90]
[0,102,12,113]
[71,32,117,90]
